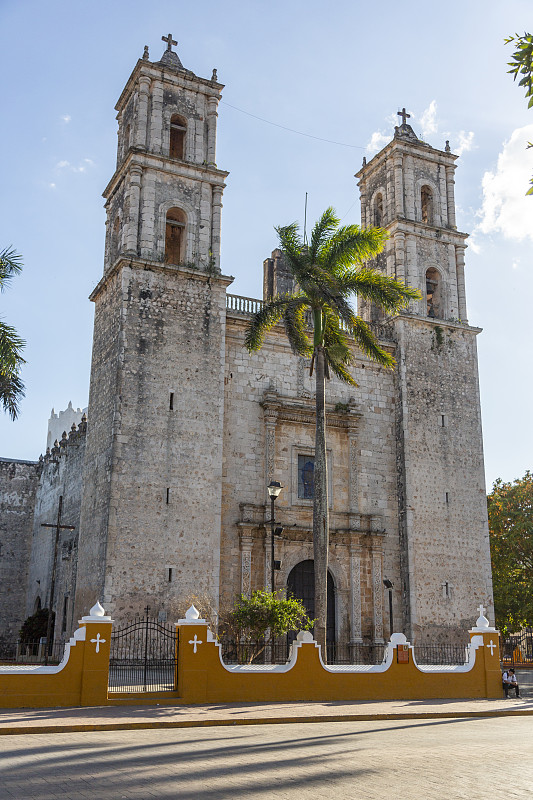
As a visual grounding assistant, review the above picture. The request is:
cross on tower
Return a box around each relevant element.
[397,107,411,126]
[162,33,177,52]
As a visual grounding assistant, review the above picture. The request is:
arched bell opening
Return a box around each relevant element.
[426,267,442,318]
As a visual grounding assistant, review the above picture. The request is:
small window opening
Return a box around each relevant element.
[167,568,173,583]
[445,492,449,504]
[124,124,131,155]
[421,185,433,225]
[165,207,186,265]
[375,193,383,227]
[0,542,2,557]
[426,268,441,318]
[166,488,170,504]
[170,114,186,159]
[441,414,446,427]
[169,392,174,410]
[442,581,452,599]
[61,596,69,633]
[298,455,315,499]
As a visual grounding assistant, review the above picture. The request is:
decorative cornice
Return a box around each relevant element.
[261,388,362,431]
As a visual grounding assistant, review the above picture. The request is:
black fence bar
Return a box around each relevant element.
[413,644,468,666]
[0,641,66,665]
[500,629,533,665]
[108,616,177,693]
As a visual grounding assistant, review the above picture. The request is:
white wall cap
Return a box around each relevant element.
[389,632,408,645]
[296,630,314,643]
[80,599,112,624]
[73,627,86,641]
[178,604,207,624]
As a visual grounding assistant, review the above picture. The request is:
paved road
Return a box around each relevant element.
[0,717,530,799]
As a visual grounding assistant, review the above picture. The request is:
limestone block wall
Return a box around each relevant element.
[395,317,493,642]
[76,261,230,625]
[220,313,401,642]
[0,459,40,649]
[26,423,86,642]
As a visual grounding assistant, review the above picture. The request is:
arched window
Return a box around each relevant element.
[421,185,433,225]
[426,267,441,318]
[374,193,384,227]
[34,596,42,614]
[287,560,336,644]
[165,207,186,264]
[170,114,187,159]
[112,215,121,260]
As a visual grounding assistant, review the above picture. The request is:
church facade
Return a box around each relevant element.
[0,39,493,650]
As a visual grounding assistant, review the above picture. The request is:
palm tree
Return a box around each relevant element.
[245,208,419,654]
[0,246,25,419]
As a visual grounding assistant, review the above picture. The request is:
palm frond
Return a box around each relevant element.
[342,268,420,313]
[283,298,313,357]
[322,226,388,273]
[351,317,395,368]
[245,296,297,352]
[0,246,23,291]
[309,207,340,261]
[323,314,357,386]
[0,370,24,420]
[0,320,26,372]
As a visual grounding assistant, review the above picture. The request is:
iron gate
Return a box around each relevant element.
[108,615,178,693]
[501,629,533,665]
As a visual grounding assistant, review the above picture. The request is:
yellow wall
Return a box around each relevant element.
[176,625,502,704]
[0,617,502,709]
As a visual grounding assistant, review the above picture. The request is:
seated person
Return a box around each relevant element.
[502,667,521,698]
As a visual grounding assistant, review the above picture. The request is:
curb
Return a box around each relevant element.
[2,708,533,736]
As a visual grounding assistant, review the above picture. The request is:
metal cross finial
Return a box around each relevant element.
[162,33,177,52]
[397,107,411,126]
[478,604,486,618]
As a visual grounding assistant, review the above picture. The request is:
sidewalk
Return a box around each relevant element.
[1,696,533,736]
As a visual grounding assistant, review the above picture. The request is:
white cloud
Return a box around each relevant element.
[49,183,56,189]
[474,124,533,244]
[454,131,475,156]
[55,158,95,174]
[366,130,389,156]
[419,100,438,138]
[61,115,71,123]
[56,160,70,168]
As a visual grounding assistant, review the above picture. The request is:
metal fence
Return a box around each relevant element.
[413,644,469,666]
[108,616,177,693]
[0,640,66,665]
[500,629,533,665]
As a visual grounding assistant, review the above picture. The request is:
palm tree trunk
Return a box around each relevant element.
[313,345,329,658]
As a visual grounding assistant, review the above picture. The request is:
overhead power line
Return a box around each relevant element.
[221,101,366,150]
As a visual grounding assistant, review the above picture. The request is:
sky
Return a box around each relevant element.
[0,0,532,490]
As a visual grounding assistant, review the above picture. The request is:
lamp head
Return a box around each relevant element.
[383,579,393,589]
[267,480,283,499]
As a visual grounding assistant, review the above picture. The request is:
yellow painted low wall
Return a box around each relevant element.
[176,624,503,704]
[0,609,112,709]
[0,605,502,709]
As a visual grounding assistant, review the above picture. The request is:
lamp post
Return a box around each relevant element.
[383,579,394,637]
[267,481,283,593]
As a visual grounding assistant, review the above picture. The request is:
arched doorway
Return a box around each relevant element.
[287,560,336,644]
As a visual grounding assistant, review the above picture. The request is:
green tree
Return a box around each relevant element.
[245,208,419,653]
[222,589,313,664]
[488,471,533,632]
[505,32,533,195]
[0,246,25,419]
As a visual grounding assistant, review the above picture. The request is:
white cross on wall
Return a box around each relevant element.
[90,633,106,654]
[189,635,203,654]
[478,604,486,618]
[487,640,496,656]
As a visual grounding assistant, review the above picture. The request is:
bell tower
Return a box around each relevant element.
[75,38,232,622]
[356,108,467,325]
[356,111,493,642]
[104,35,227,273]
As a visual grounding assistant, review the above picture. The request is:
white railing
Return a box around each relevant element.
[226,294,264,315]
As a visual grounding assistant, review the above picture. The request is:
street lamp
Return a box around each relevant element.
[267,481,283,593]
[383,579,394,637]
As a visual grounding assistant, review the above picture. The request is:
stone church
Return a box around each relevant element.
[0,37,494,651]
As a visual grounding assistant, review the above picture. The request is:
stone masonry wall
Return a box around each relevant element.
[220,314,401,642]
[26,423,86,642]
[0,459,40,650]
[395,317,493,642]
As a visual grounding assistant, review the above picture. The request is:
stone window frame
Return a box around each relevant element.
[425,265,445,320]
[370,187,387,229]
[162,107,194,165]
[415,176,440,227]
[290,444,333,509]
[156,198,194,264]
